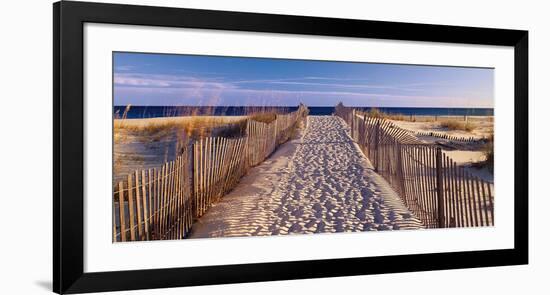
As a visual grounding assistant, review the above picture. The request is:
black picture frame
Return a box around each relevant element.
[53,1,528,294]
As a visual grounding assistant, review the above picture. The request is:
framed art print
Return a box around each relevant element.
[53,1,528,293]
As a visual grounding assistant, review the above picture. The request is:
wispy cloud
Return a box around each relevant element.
[114,73,234,90]
[115,65,135,72]
[113,65,492,108]
[232,76,371,85]
[303,76,370,82]
[115,84,458,101]
[114,73,458,101]
[267,81,422,91]
[115,85,491,108]
[113,51,493,108]
[115,71,451,91]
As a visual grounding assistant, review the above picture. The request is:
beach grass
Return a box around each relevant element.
[114,105,292,143]
[114,116,243,132]
[364,108,493,125]
[365,108,430,122]
[440,119,477,132]
[114,116,248,142]
[249,112,277,123]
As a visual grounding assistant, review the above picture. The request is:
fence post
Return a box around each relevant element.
[352,109,357,139]
[190,139,198,231]
[274,115,279,145]
[396,142,406,197]
[245,118,250,167]
[374,121,380,172]
[436,147,445,227]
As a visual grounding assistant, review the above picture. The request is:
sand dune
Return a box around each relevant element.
[387,116,494,183]
[390,116,493,141]
[114,115,247,183]
[189,116,423,238]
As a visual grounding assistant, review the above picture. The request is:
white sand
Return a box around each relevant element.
[442,150,493,182]
[189,116,423,238]
[443,150,486,164]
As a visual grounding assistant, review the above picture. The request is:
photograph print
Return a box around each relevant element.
[113,52,494,242]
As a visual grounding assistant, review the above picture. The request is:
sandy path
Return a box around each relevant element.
[189,116,423,238]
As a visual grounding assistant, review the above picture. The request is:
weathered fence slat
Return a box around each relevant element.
[436,148,445,227]
[142,170,149,240]
[118,181,126,242]
[127,174,136,241]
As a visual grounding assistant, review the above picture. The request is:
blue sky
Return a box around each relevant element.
[114,52,493,108]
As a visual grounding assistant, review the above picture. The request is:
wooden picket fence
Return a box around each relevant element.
[335,106,494,228]
[410,130,486,143]
[113,147,193,242]
[113,105,308,242]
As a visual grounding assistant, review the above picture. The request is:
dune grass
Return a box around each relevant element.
[366,108,442,122]
[364,108,489,124]
[114,117,242,133]
[114,106,286,144]
[440,119,477,132]
[365,108,416,121]
[249,112,277,123]
[114,116,248,144]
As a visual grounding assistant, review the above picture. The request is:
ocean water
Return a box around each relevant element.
[114,106,494,119]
